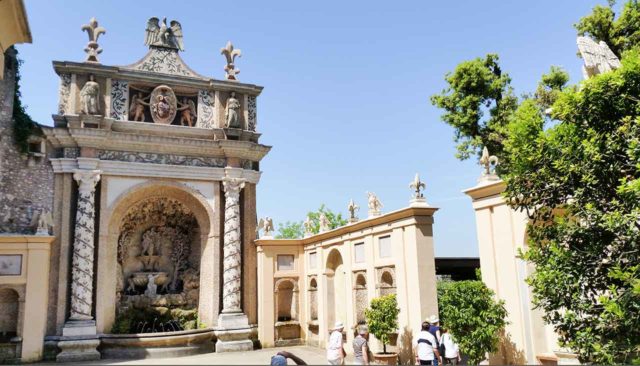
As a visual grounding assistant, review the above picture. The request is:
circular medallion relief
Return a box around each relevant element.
[149,85,177,124]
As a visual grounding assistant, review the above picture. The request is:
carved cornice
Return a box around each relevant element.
[52,60,264,96]
[41,122,271,162]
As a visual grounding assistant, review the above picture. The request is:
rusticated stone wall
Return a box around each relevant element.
[0,48,54,234]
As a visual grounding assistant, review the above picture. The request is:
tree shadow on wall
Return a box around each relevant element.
[398,326,414,365]
[496,329,526,365]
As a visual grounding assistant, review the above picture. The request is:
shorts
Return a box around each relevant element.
[419,360,433,365]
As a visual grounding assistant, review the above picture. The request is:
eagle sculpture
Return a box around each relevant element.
[577,36,621,79]
[145,17,184,51]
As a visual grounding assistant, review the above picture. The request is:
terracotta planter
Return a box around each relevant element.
[373,352,398,365]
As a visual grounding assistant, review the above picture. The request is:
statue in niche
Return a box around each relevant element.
[177,98,197,127]
[225,92,241,128]
[36,210,53,235]
[122,240,144,293]
[145,17,184,51]
[129,92,151,122]
[149,85,178,124]
[79,74,100,115]
[155,240,176,292]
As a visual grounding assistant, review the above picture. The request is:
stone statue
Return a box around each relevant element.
[577,36,621,79]
[36,210,53,235]
[145,17,184,51]
[145,274,158,298]
[303,216,313,237]
[479,146,499,182]
[220,41,242,80]
[366,192,383,216]
[225,92,241,128]
[81,17,106,63]
[409,173,426,199]
[347,199,359,223]
[319,213,330,233]
[257,217,274,238]
[177,98,197,127]
[79,75,100,115]
[129,92,151,122]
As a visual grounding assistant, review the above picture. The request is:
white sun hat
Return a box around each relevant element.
[332,321,344,330]
[429,315,440,324]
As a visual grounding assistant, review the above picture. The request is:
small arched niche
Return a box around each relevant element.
[353,272,368,324]
[0,288,20,341]
[308,277,318,321]
[275,279,297,322]
[377,267,396,296]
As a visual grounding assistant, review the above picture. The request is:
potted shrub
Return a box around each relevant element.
[365,294,400,365]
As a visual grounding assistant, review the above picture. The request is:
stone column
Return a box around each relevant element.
[57,170,101,362]
[214,177,254,352]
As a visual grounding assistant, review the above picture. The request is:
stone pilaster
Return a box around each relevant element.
[57,169,101,362]
[214,177,253,352]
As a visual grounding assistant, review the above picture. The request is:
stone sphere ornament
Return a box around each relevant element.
[149,85,177,124]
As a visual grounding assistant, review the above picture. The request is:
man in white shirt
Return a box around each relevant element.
[327,321,346,365]
[414,321,442,365]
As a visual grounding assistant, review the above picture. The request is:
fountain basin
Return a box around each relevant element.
[130,272,169,287]
[99,328,215,359]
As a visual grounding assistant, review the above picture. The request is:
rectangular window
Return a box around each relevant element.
[277,255,295,271]
[378,236,392,258]
[354,243,365,263]
[309,252,317,269]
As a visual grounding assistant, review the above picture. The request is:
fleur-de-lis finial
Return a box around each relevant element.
[347,199,360,222]
[409,173,426,199]
[479,147,499,181]
[220,41,242,80]
[81,17,106,63]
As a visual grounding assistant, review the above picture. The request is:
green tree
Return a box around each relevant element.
[365,294,399,354]
[8,47,38,153]
[430,54,518,162]
[575,0,640,58]
[503,51,640,364]
[275,204,348,239]
[437,280,508,364]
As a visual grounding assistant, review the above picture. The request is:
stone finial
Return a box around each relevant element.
[257,217,274,238]
[366,192,383,217]
[347,199,359,223]
[577,36,621,79]
[81,17,106,63]
[479,147,499,182]
[36,210,53,235]
[221,41,242,80]
[303,216,313,237]
[409,173,426,199]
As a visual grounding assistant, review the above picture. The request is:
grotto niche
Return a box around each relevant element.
[114,197,202,333]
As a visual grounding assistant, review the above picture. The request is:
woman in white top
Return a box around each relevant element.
[327,321,346,365]
[441,328,462,365]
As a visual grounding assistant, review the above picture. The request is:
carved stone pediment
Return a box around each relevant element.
[125,47,204,78]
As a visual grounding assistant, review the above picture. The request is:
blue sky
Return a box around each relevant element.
[17,0,604,257]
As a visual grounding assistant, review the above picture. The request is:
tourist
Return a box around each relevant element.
[441,328,462,365]
[352,324,370,365]
[270,350,307,365]
[428,315,443,365]
[414,321,442,365]
[327,321,346,365]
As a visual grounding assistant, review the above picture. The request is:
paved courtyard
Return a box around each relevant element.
[42,346,336,365]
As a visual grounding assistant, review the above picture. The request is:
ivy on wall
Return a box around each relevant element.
[8,47,39,154]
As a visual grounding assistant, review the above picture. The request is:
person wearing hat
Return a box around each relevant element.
[327,321,346,365]
[428,315,443,366]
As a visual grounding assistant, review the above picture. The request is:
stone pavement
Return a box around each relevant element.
[41,346,341,365]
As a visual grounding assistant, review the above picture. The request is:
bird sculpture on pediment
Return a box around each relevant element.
[145,17,184,51]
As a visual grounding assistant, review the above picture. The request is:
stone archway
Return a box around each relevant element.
[325,249,346,330]
[97,182,216,334]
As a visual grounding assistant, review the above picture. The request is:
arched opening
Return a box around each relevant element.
[0,289,19,341]
[379,269,396,296]
[274,278,301,345]
[276,279,296,322]
[354,273,368,324]
[113,195,204,334]
[325,249,346,331]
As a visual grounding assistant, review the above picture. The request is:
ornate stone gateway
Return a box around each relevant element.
[43,15,270,361]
